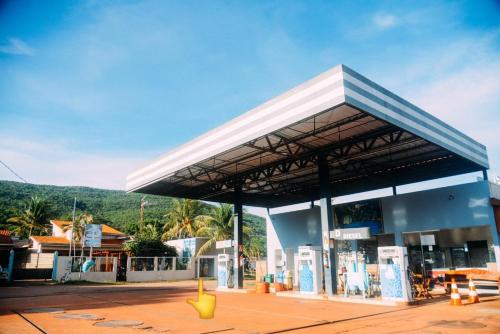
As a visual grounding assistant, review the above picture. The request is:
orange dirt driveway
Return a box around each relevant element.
[1,280,499,333]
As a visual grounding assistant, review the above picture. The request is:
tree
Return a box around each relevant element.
[7,196,52,238]
[162,199,204,240]
[242,214,267,259]
[62,213,93,257]
[63,213,93,243]
[243,237,265,260]
[195,203,234,256]
[125,223,177,257]
[195,204,254,257]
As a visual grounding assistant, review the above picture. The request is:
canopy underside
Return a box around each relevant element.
[135,103,481,207]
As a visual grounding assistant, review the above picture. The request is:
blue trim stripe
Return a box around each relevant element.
[343,80,488,161]
[344,95,488,168]
[341,65,486,150]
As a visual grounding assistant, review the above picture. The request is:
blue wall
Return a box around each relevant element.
[381,181,498,245]
[270,207,322,251]
[268,181,499,260]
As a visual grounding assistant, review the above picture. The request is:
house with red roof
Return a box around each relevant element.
[29,220,129,257]
[0,230,14,269]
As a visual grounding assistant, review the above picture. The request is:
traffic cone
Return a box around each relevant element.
[450,278,462,306]
[468,278,480,304]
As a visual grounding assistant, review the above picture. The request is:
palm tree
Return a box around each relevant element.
[141,223,160,239]
[195,204,253,256]
[162,199,204,240]
[243,242,263,260]
[7,196,52,238]
[62,213,94,258]
[63,213,94,245]
[195,203,234,256]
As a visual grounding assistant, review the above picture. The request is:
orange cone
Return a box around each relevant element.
[468,278,480,304]
[450,278,462,306]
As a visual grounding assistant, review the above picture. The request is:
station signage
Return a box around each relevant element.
[84,224,102,247]
[420,234,436,246]
[330,227,371,240]
[216,240,233,249]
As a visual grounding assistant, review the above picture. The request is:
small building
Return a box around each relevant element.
[166,237,218,278]
[29,220,129,257]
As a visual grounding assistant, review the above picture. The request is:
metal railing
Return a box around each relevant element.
[68,256,117,273]
[127,257,193,272]
[175,257,193,270]
[158,257,174,271]
[130,257,155,272]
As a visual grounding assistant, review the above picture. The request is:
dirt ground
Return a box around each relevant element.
[1,280,499,334]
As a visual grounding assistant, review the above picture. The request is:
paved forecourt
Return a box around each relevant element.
[1,280,499,333]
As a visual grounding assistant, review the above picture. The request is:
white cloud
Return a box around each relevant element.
[0,136,150,190]
[373,13,397,29]
[406,56,500,179]
[411,62,500,126]
[0,38,34,56]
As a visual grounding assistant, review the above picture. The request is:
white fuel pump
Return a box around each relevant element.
[297,245,322,294]
[377,246,412,302]
[217,253,234,288]
[274,249,286,283]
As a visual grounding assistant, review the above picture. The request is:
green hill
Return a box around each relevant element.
[0,181,267,256]
[0,180,177,234]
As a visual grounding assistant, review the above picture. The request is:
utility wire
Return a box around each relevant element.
[0,159,28,183]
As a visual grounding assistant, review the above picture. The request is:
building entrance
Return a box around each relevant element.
[404,226,495,281]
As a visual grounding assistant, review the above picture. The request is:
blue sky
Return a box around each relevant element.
[1,0,499,193]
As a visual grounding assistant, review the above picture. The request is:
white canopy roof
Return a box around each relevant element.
[127,65,488,207]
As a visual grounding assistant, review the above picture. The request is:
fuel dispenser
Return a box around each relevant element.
[217,253,234,288]
[297,246,322,294]
[377,246,412,302]
[274,249,286,283]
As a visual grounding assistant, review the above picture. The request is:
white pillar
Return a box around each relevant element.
[493,245,500,271]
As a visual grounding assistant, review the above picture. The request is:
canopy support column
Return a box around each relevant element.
[233,184,244,289]
[318,154,337,295]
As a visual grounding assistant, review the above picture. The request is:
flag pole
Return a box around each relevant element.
[70,197,76,258]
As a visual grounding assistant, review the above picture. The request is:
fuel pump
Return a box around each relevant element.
[216,240,234,289]
[274,249,285,283]
[377,246,412,302]
[217,253,234,288]
[297,246,322,294]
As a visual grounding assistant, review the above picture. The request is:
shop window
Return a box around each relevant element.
[404,226,493,273]
[467,240,489,268]
[450,248,468,268]
[334,199,383,235]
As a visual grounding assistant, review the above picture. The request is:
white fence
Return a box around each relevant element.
[55,256,117,283]
[126,257,195,282]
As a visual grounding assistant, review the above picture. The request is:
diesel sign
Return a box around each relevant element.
[329,227,371,240]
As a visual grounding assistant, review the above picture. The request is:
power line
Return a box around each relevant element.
[0,159,28,183]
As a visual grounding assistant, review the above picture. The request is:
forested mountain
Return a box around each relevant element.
[0,180,266,256]
[0,180,174,234]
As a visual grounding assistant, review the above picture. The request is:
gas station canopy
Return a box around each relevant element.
[126,65,488,207]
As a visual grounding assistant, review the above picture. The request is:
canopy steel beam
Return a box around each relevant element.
[191,125,407,195]
[178,111,372,183]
